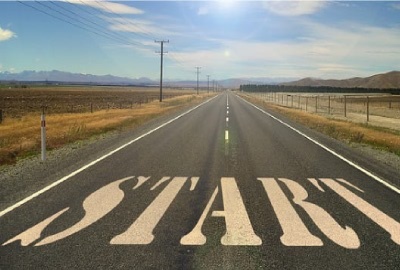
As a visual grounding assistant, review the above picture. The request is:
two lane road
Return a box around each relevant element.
[1,92,399,269]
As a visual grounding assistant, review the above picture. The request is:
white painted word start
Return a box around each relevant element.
[3,177,399,249]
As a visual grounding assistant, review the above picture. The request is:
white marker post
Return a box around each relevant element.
[41,107,46,161]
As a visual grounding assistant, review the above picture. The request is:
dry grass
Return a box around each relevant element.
[0,94,211,165]
[242,94,400,156]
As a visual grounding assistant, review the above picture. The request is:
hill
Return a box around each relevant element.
[283,71,400,89]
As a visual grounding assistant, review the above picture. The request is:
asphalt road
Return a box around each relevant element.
[1,92,399,269]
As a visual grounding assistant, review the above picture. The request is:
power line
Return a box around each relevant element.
[39,1,144,47]
[50,1,142,46]
[18,1,145,48]
[18,1,194,79]
[168,53,191,72]
[48,1,142,47]
[94,0,156,41]
[84,1,193,74]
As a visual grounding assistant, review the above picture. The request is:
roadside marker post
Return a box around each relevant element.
[41,107,46,161]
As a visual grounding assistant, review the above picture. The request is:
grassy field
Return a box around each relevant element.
[241,93,400,157]
[0,86,211,166]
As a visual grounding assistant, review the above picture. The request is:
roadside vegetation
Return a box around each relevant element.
[0,93,212,166]
[241,94,400,157]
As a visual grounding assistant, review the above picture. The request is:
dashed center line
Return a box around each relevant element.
[225,95,230,141]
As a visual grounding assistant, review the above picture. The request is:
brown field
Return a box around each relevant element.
[0,86,194,119]
[0,86,211,166]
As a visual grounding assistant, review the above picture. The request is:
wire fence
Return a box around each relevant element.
[0,93,184,122]
[248,92,400,130]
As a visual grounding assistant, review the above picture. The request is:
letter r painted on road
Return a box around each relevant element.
[258,178,360,249]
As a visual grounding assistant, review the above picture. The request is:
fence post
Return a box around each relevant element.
[344,95,347,117]
[306,97,308,111]
[367,96,370,122]
[315,96,318,113]
[328,96,331,114]
[41,106,46,161]
[0,109,3,124]
[90,103,93,113]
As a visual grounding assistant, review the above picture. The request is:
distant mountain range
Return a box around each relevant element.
[0,70,154,85]
[1,70,399,89]
[283,71,400,89]
[0,70,296,88]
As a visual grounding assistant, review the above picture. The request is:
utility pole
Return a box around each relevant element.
[207,75,210,94]
[195,67,201,95]
[213,80,215,92]
[155,40,169,102]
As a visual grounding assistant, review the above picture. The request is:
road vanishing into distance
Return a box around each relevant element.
[1,92,399,269]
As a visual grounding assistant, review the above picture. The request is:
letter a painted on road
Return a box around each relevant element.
[181,177,261,246]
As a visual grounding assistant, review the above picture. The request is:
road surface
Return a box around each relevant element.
[1,92,399,269]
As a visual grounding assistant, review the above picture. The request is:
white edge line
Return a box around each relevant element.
[0,95,220,218]
[237,94,400,195]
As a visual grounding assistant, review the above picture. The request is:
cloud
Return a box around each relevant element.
[263,1,327,16]
[72,0,144,15]
[106,17,174,39]
[170,19,400,79]
[392,3,400,10]
[198,7,209,16]
[0,27,16,41]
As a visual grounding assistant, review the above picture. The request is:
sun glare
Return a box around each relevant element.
[218,0,236,9]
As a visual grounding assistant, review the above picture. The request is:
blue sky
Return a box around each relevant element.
[0,1,400,80]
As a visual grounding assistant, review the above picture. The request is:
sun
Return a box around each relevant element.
[217,0,236,9]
